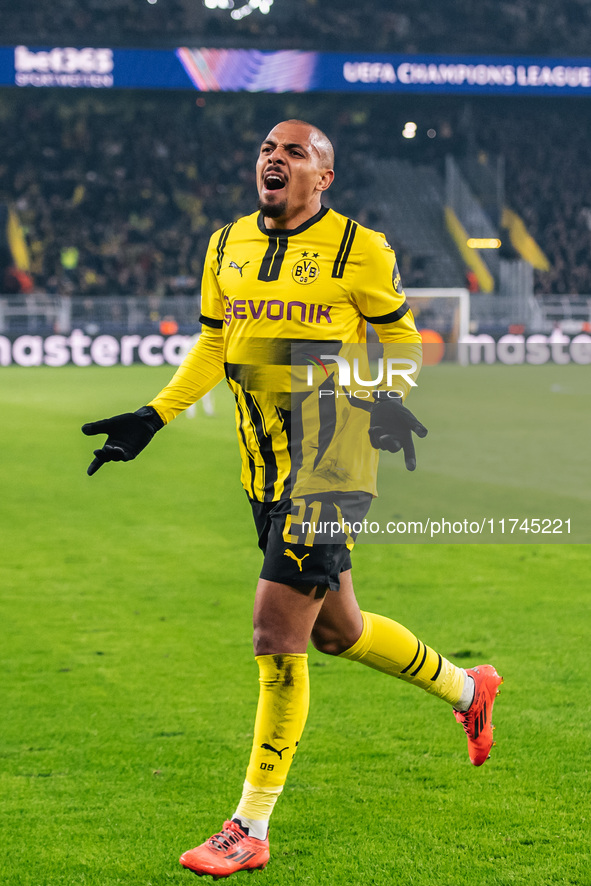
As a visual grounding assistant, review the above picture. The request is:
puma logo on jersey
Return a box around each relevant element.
[261,743,289,759]
[283,550,310,572]
[228,260,249,276]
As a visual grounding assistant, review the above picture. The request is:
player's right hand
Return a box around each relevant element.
[81,406,164,476]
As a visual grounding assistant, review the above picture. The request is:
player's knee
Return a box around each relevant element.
[253,624,278,656]
[310,624,353,656]
[253,624,311,656]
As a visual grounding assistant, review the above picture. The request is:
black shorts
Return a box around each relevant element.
[249,491,373,597]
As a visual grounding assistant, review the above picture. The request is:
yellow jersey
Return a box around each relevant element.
[150,206,421,503]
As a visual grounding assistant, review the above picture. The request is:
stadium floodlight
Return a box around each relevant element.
[466,238,502,249]
[203,0,234,9]
[203,0,274,15]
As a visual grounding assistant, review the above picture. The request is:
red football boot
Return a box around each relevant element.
[180,820,270,879]
[454,665,503,766]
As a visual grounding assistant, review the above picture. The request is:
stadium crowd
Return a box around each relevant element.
[0,92,413,298]
[3,0,591,55]
[2,0,591,296]
[1,89,589,298]
[474,102,591,297]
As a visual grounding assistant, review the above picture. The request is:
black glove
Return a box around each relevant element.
[81,406,164,476]
[368,393,428,471]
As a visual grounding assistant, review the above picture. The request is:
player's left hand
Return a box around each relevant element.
[368,393,428,471]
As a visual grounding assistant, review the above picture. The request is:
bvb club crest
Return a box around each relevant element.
[292,258,320,285]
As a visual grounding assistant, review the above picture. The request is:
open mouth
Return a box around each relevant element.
[264,173,286,191]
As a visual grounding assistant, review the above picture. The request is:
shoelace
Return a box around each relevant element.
[459,696,485,737]
[208,822,245,853]
[459,715,472,736]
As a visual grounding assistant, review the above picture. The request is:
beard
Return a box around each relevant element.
[257,195,287,218]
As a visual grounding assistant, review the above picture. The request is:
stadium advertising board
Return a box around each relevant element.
[0,331,194,367]
[459,331,591,365]
[1,330,591,367]
[2,45,591,95]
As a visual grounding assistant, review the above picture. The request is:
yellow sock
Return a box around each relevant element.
[234,653,309,824]
[339,611,465,705]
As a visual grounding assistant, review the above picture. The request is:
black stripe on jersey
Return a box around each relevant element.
[411,642,428,677]
[430,653,443,682]
[216,223,233,275]
[362,301,411,324]
[199,314,224,329]
[332,219,358,279]
[281,403,302,498]
[257,235,288,282]
[313,375,338,471]
[401,639,421,675]
[235,402,257,499]
[243,390,279,502]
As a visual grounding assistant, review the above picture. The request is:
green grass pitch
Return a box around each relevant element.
[1,364,589,886]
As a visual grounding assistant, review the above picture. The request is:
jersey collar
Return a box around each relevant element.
[257,205,329,238]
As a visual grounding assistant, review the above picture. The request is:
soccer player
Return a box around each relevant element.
[82,120,502,880]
